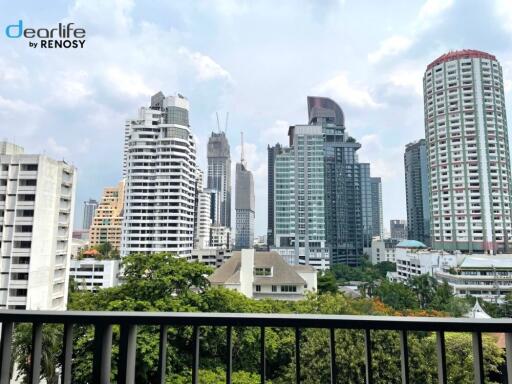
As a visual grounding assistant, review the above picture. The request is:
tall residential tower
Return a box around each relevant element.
[0,142,76,310]
[207,131,231,229]
[424,50,512,252]
[404,139,430,246]
[235,133,255,249]
[82,199,98,230]
[121,92,198,257]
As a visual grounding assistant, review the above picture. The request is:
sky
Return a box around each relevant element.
[1,0,512,236]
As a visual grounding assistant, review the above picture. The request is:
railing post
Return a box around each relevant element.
[92,323,113,384]
[118,324,137,384]
[329,328,337,384]
[61,323,73,384]
[260,326,266,384]
[472,332,484,384]
[157,325,168,384]
[192,325,200,384]
[364,329,373,384]
[226,326,232,384]
[295,327,301,384]
[28,322,43,384]
[436,331,447,384]
[506,333,512,384]
[399,330,409,384]
[0,322,13,384]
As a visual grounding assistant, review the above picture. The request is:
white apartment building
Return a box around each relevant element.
[210,225,231,249]
[188,248,231,268]
[370,238,401,264]
[424,50,512,253]
[194,191,211,250]
[121,92,197,258]
[209,249,317,300]
[0,142,76,310]
[70,258,120,291]
[388,248,461,283]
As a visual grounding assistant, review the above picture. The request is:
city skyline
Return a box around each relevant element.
[2,1,512,236]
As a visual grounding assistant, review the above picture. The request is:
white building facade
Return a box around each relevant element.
[424,50,512,253]
[70,258,120,291]
[0,142,76,310]
[121,92,197,258]
[435,254,512,303]
[370,238,400,264]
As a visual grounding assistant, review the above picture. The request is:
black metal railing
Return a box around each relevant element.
[0,310,511,384]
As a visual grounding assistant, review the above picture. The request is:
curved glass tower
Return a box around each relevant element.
[424,50,512,253]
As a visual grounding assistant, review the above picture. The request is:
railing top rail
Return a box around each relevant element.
[1,310,511,332]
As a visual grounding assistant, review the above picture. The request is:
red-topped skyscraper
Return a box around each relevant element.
[424,50,512,253]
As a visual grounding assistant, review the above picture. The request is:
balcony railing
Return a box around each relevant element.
[0,311,511,384]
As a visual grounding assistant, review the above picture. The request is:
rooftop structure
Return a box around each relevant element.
[209,249,317,300]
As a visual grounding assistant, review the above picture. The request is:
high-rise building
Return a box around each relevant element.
[272,97,374,268]
[390,219,407,240]
[194,191,211,249]
[121,92,197,257]
[310,96,374,266]
[424,50,512,252]
[82,199,98,230]
[89,180,125,250]
[235,133,255,249]
[0,142,76,310]
[370,177,384,238]
[207,131,231,229]
[267,143,282,248]
[404,139,430,246]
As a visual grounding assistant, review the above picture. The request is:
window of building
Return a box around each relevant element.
[255,285,261,292]
[272,285,277,292]
[254,267,272,276]
[280,285,297,293]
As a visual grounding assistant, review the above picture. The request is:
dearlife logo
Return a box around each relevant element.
[5,20,86,49]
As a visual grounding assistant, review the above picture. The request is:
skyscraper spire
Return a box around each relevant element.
[240,131,246,167]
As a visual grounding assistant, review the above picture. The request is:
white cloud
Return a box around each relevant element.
[45,138,70,158]
[47,70,92,106]
[260,120,289,145]
[314,72,382,108]
[496,0,512,33]
[0,96,42,114]
[103,66,154,98]
[368,36,413,64]
[417,0,455,29]
[358,134,403,180]
[386,67,424,95]
[368,0,454,64]
[68,0,134,35]
[178,47,232,82]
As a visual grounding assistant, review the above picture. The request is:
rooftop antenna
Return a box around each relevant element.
[225,112,229,133]
[240,131,247,167]
[216,112,221,133]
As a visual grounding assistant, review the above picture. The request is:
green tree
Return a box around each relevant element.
[317,271,338,294]
[12,324,61,384]
[375,280,420,310]
[407,275,438,309]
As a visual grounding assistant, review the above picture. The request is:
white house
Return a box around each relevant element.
[208,249,317,300]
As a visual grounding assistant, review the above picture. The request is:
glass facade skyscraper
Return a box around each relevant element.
[272,96,375,268]
[404,139,430,246]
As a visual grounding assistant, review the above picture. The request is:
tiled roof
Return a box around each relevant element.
[209,251,308,285]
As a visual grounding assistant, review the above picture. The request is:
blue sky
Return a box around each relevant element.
[1,0,512,235]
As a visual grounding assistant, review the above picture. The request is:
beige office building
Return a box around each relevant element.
[89,180,125,250]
